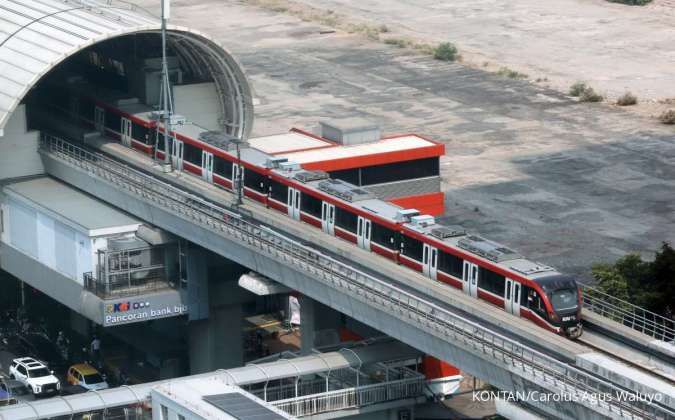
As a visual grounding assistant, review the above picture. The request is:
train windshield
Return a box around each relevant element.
[550,288,578,311]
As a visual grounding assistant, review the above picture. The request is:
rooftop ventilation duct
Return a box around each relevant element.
[319,118,381,145]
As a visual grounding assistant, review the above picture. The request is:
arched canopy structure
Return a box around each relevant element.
[0,0,254,138]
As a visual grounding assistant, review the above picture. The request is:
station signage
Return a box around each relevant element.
[102,296,188,326]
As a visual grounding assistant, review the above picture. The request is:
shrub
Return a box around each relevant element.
[579,87,604,103]
[496,67,528,79]
[569,81,588,97]
[433,42,458,62]
[616,92,637,106]
[607,0,652,5]
[659,109,675,124]
[384,38,409,48]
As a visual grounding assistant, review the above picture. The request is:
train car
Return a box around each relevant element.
[33,84,583,338]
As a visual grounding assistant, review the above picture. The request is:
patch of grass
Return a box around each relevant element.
[659,109,675,124]
[496,67,528,79]
[384,37,410,48]
[616,92,637,106]
[433,42,458,62]
[569,81,588,97]
[607,0,652,5]
[579,86,604,103]
[378,24,389,33]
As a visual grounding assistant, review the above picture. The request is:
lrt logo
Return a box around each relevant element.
[106,301,150,313]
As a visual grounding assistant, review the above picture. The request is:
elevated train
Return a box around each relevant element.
[31,84,583,339]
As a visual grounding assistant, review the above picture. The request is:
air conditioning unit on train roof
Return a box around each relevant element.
[395,209,419,223]
[411,215,435,228]
[279,161,302,171]
[266,157,288,169]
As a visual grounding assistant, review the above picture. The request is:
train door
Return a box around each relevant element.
[356,216,371,250]
[232,164,244,191]
[321,202,335,235]
[423,244,438,280]
[201,151,214,183]
[504,278,521,315]
[94,106,105,134]
[120,118,132,147]
[171,138,184,171]
[462,261,478,298]
[287,187,301,220]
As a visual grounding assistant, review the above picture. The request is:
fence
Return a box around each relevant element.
[40,134,674,420]
[272,377,425,417]
[581,283,675,342]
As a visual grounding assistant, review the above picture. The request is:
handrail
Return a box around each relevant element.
[39,135,674,420]
[580,283,675,343]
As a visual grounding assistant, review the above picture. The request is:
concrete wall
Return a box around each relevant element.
[0,105,43,179]
[174,83,221,131]
[2,195,92,284]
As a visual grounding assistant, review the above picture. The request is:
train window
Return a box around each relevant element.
[132,122,151,145]
[328,168,360,185]
[527,289,547,318]
[182,142,201,165]
[104,110,121,132]
[479,268,505,297]
[401,235,423,261]
[244,168,267,193]
[371,223,399,250]
[437,250,463,278]
[300,192,322,218]
[269,179,288,202]
[360,158,440,186]
[214,156,233,179]
[335,207,358,233]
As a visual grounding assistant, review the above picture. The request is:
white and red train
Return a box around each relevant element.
[32,85,583,339]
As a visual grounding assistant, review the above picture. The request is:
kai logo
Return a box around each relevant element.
[105,301,150,313]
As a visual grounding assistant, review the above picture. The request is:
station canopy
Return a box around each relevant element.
[0,0,253,138]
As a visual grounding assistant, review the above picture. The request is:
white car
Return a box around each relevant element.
[9,357,60,397]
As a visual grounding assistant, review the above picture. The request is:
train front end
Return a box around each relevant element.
[539,275,584,339]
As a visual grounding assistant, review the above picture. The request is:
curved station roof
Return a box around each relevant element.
[0,0,254,138]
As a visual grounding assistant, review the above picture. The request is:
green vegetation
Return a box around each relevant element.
[496,67,528,79]
[384,37,411,48]
[569,81,588,97]
[569,82,604,103]
[591,243,675,317]
[616,92,637,106]
[607,0,652,5]
[433,42,459,62]
[659,109,675,124]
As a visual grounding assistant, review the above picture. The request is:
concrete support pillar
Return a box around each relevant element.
[188,303,244,374]
[299,295,343,354]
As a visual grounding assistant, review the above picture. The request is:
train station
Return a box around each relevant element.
[0,0,673,419]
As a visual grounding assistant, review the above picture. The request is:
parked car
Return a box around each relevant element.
[9,357,60,397]
[19,333,68,374]
[67,364,109,391]
[0,378,34,403]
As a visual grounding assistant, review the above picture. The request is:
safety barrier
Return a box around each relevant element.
[39,135,674,420]
[581,283,675,343]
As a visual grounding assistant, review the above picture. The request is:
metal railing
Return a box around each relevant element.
[39,135,674,420]
[271,377,425,417]
[581,283,675,343]
[84,270,175,298]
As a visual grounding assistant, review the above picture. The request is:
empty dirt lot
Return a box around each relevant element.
[137,0,675,279]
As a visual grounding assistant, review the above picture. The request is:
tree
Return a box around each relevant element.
[592,243,674,319]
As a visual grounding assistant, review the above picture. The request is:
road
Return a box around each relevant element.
[135,0,675,279]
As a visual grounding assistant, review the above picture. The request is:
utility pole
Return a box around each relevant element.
[158,0,173,170]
